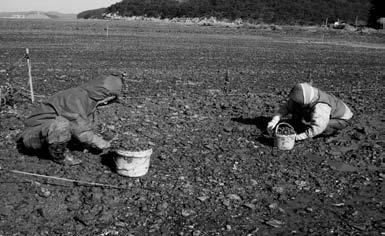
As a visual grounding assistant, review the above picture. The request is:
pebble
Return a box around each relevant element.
[39,187,51,198]
[247,228,260,235]
[107,125,115,130]
[158,153,167,160]
[157,202,169,211]
[223,125,233,132]
[295,180,307,189]
[269,203,278,209]
[266,219,284,228]
[305,207,314,212]
[197,196,209,202]
[227,194,242,201]
[223,199,230,207]
[115,222,128,227]
[243,203,256,210]
[272,186,284,194]
[181,209,195,217]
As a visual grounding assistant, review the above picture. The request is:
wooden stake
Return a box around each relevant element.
[106,25,109,37]
[26,48,35,103]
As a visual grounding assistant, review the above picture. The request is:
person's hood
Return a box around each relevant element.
[80,72,123,101]
[288,82,319,106]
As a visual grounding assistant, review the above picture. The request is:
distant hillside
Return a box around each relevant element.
[77,0,384,28]
[0,11,76,19]
[77,8,106,19]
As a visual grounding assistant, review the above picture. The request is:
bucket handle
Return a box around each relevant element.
[275,122,295,135]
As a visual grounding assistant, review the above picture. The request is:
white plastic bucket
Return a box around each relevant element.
[274,122,296,150]
[114,149,153,177]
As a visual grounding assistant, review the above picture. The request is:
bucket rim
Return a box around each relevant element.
[275,133,296,138]
[275,122,296,136]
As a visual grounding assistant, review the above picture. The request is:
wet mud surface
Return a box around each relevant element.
[0,19,384,235]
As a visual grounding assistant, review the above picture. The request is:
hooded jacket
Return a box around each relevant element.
[23,72,123,149]
[273,83,353,140]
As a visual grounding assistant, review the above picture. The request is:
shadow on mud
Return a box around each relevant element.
[232,115,274,147]
[16,137,52,160]
[100,151,117,173]
[16,136,104,163]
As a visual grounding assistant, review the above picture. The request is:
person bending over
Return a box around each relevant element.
[20,70,125,165]
[267,82,353,140]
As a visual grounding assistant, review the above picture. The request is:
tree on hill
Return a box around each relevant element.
[107,0,181,18]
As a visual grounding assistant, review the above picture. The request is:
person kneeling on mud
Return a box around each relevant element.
[267,82,353,140]
[20,70,125,165]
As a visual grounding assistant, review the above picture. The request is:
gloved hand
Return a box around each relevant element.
[267,116,280,133]
[295,133,306,141]
[91,135,112,150]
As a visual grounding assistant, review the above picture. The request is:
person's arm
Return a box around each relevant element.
[62,111,111,150]
[267,101,290,130]
[76,130,111,150]
[96,95,116,107]
[295,103,331,140]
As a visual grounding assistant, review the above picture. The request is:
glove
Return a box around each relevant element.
[295,133,306,141]
[91,135,111,150]
[267,116,280,132]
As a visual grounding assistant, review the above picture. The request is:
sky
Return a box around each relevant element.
[0,0,121,14]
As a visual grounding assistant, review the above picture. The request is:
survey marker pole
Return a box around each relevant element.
[26,48,35,103]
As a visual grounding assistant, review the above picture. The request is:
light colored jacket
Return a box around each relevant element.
[274,83,353,140]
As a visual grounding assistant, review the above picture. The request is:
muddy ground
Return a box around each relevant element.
[0,19,384,235]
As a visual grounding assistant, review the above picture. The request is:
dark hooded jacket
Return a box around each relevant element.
[23,72,122,148]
